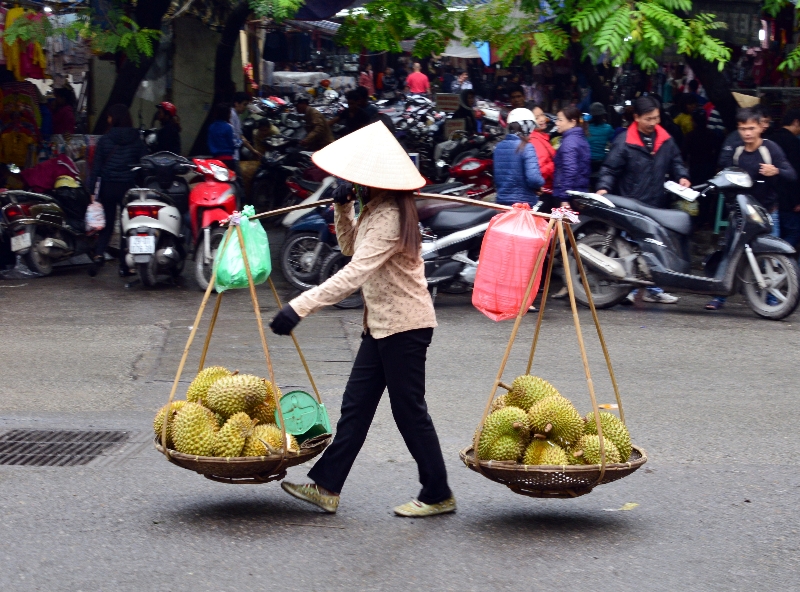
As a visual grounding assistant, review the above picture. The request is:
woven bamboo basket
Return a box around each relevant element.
[467,216,646,498]
[154,222,329,483]
[459,445,647,498]
[155,434,331,484]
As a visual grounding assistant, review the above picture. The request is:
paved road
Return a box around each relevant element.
[0,246,798,591]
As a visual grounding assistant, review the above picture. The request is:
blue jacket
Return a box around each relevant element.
[493,134,544,206]
[207,121,240,157]
[553,127,591,201]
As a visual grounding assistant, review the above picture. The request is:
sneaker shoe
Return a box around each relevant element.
[766,293,780,306]
[622,291,636,305]
[281,482,339,514]
[551,286,569,300]
[643,291,679,304]
[393,496,456,518]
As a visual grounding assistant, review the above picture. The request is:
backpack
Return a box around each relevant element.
[733,144,772,166]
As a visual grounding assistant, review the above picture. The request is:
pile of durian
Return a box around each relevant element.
[477,375,632,466]
[154,366,297,458]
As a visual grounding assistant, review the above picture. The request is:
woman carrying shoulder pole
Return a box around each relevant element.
[269,122,454,518]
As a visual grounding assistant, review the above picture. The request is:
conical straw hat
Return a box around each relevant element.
[312,121,426,190]
[732,92,760,108]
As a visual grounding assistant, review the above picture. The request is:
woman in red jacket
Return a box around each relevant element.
[530,105,555,199]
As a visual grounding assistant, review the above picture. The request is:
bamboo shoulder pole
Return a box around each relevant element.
[245,193,562,221]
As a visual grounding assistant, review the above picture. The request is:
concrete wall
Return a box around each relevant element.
[91,16,244,153]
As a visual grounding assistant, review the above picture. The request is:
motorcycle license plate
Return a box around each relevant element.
[10,232,31,252]
[129,235,156,254]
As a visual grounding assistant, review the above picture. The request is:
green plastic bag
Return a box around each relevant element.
[213,206,271,292]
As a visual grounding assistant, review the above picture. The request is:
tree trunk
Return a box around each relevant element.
[684,55,737,132]
[570,43,611,107]
[91,0,172,134]
[189,1,252,156]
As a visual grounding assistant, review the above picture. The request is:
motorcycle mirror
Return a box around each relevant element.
[7,164,20,174]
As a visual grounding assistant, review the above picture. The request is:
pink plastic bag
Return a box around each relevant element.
[472,203,551,321]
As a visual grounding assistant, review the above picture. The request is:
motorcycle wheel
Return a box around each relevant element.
[280,231,331,291]
[319,252,363,309]
[195,227,227,291]
[25,231,53,276]
[138,257,158,287]
[741,252,800,320]
[568,231,633,309]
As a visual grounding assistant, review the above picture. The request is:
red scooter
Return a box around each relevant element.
[448,156,494,198]
[190,158,238,290]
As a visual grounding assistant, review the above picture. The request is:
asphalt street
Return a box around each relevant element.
[1,236,799,591]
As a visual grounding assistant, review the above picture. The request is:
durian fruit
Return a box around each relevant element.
[583,412,632,462]
[186,366,231,404]
[477,406,530,462]
[213,412,226,429]
[562,446,584,465]
[490,394,507,413]
[523,438,569,465]
[506,375,560,412]
[206,374,267,418]
[213,412,255,457]
[172,402,219,456]
[251,397,278,426]
[528,395,584,447]
[241,424,298,456]
[572,434,621,465]
[153,400,187,447]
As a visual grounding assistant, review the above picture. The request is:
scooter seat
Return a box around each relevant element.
[425,206,497,234]
[297,178,321,192]
[605,194,692,235]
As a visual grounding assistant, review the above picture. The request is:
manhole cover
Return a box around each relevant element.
[0,429,129,466]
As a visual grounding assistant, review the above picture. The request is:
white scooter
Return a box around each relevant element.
[120,187,185,287]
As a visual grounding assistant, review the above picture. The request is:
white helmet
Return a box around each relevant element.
[507,108,535,125]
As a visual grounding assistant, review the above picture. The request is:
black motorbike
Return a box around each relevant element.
[0,187,93,276]
[567,167,800,320]
[135,152,194,214]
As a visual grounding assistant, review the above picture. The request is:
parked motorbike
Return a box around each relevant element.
[0,187,93,276]
[137,152,193,214]
[567,168,800,320]
[121,187,185,287]
[279,177,338,290]
[190,158,239,290]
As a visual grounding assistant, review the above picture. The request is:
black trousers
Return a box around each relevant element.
[308,327,451,504]
[94,180,132,267]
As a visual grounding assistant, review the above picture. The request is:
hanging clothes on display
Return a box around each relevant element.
[3,9,48,81]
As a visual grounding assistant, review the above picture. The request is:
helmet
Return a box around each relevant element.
[157,101,177,117]
[54,175,80,189]
[507,108,535,125]
[589,102,606,117]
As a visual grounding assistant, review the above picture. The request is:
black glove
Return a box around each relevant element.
[332,181,355,205]
[270,304,301,335]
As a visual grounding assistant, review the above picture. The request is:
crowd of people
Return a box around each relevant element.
[491,91,800,310]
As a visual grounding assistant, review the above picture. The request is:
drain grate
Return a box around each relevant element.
[0,429,129,467]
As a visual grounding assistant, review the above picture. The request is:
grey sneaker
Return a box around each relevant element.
[643,291,679,304]
[281,482,339,514]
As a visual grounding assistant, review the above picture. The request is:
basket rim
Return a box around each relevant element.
[153,433,330,464]
[459,444,647,473]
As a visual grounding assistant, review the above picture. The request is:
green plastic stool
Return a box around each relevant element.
[276,390,332,444]
[714,192,729,234]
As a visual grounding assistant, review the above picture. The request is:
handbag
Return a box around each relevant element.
[85,178,105,233]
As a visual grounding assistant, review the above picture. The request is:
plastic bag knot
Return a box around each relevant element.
[550,207,580,223]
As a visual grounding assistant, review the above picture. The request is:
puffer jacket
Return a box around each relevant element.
[494,134,544,206]
[553,126,591,202]
[90,127,146,189]
[596,124,688,208]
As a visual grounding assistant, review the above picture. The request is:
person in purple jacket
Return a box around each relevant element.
[553,105,591,208]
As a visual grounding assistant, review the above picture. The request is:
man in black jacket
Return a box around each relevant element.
[596,95,690,304]
[764,108,800,247]
[706,107,797,311]
[597,95,690,207]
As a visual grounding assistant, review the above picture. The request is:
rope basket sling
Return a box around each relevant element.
[154,222,331,484]
[460,216,647,498]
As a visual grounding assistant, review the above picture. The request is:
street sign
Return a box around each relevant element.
[436,93,460,112]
